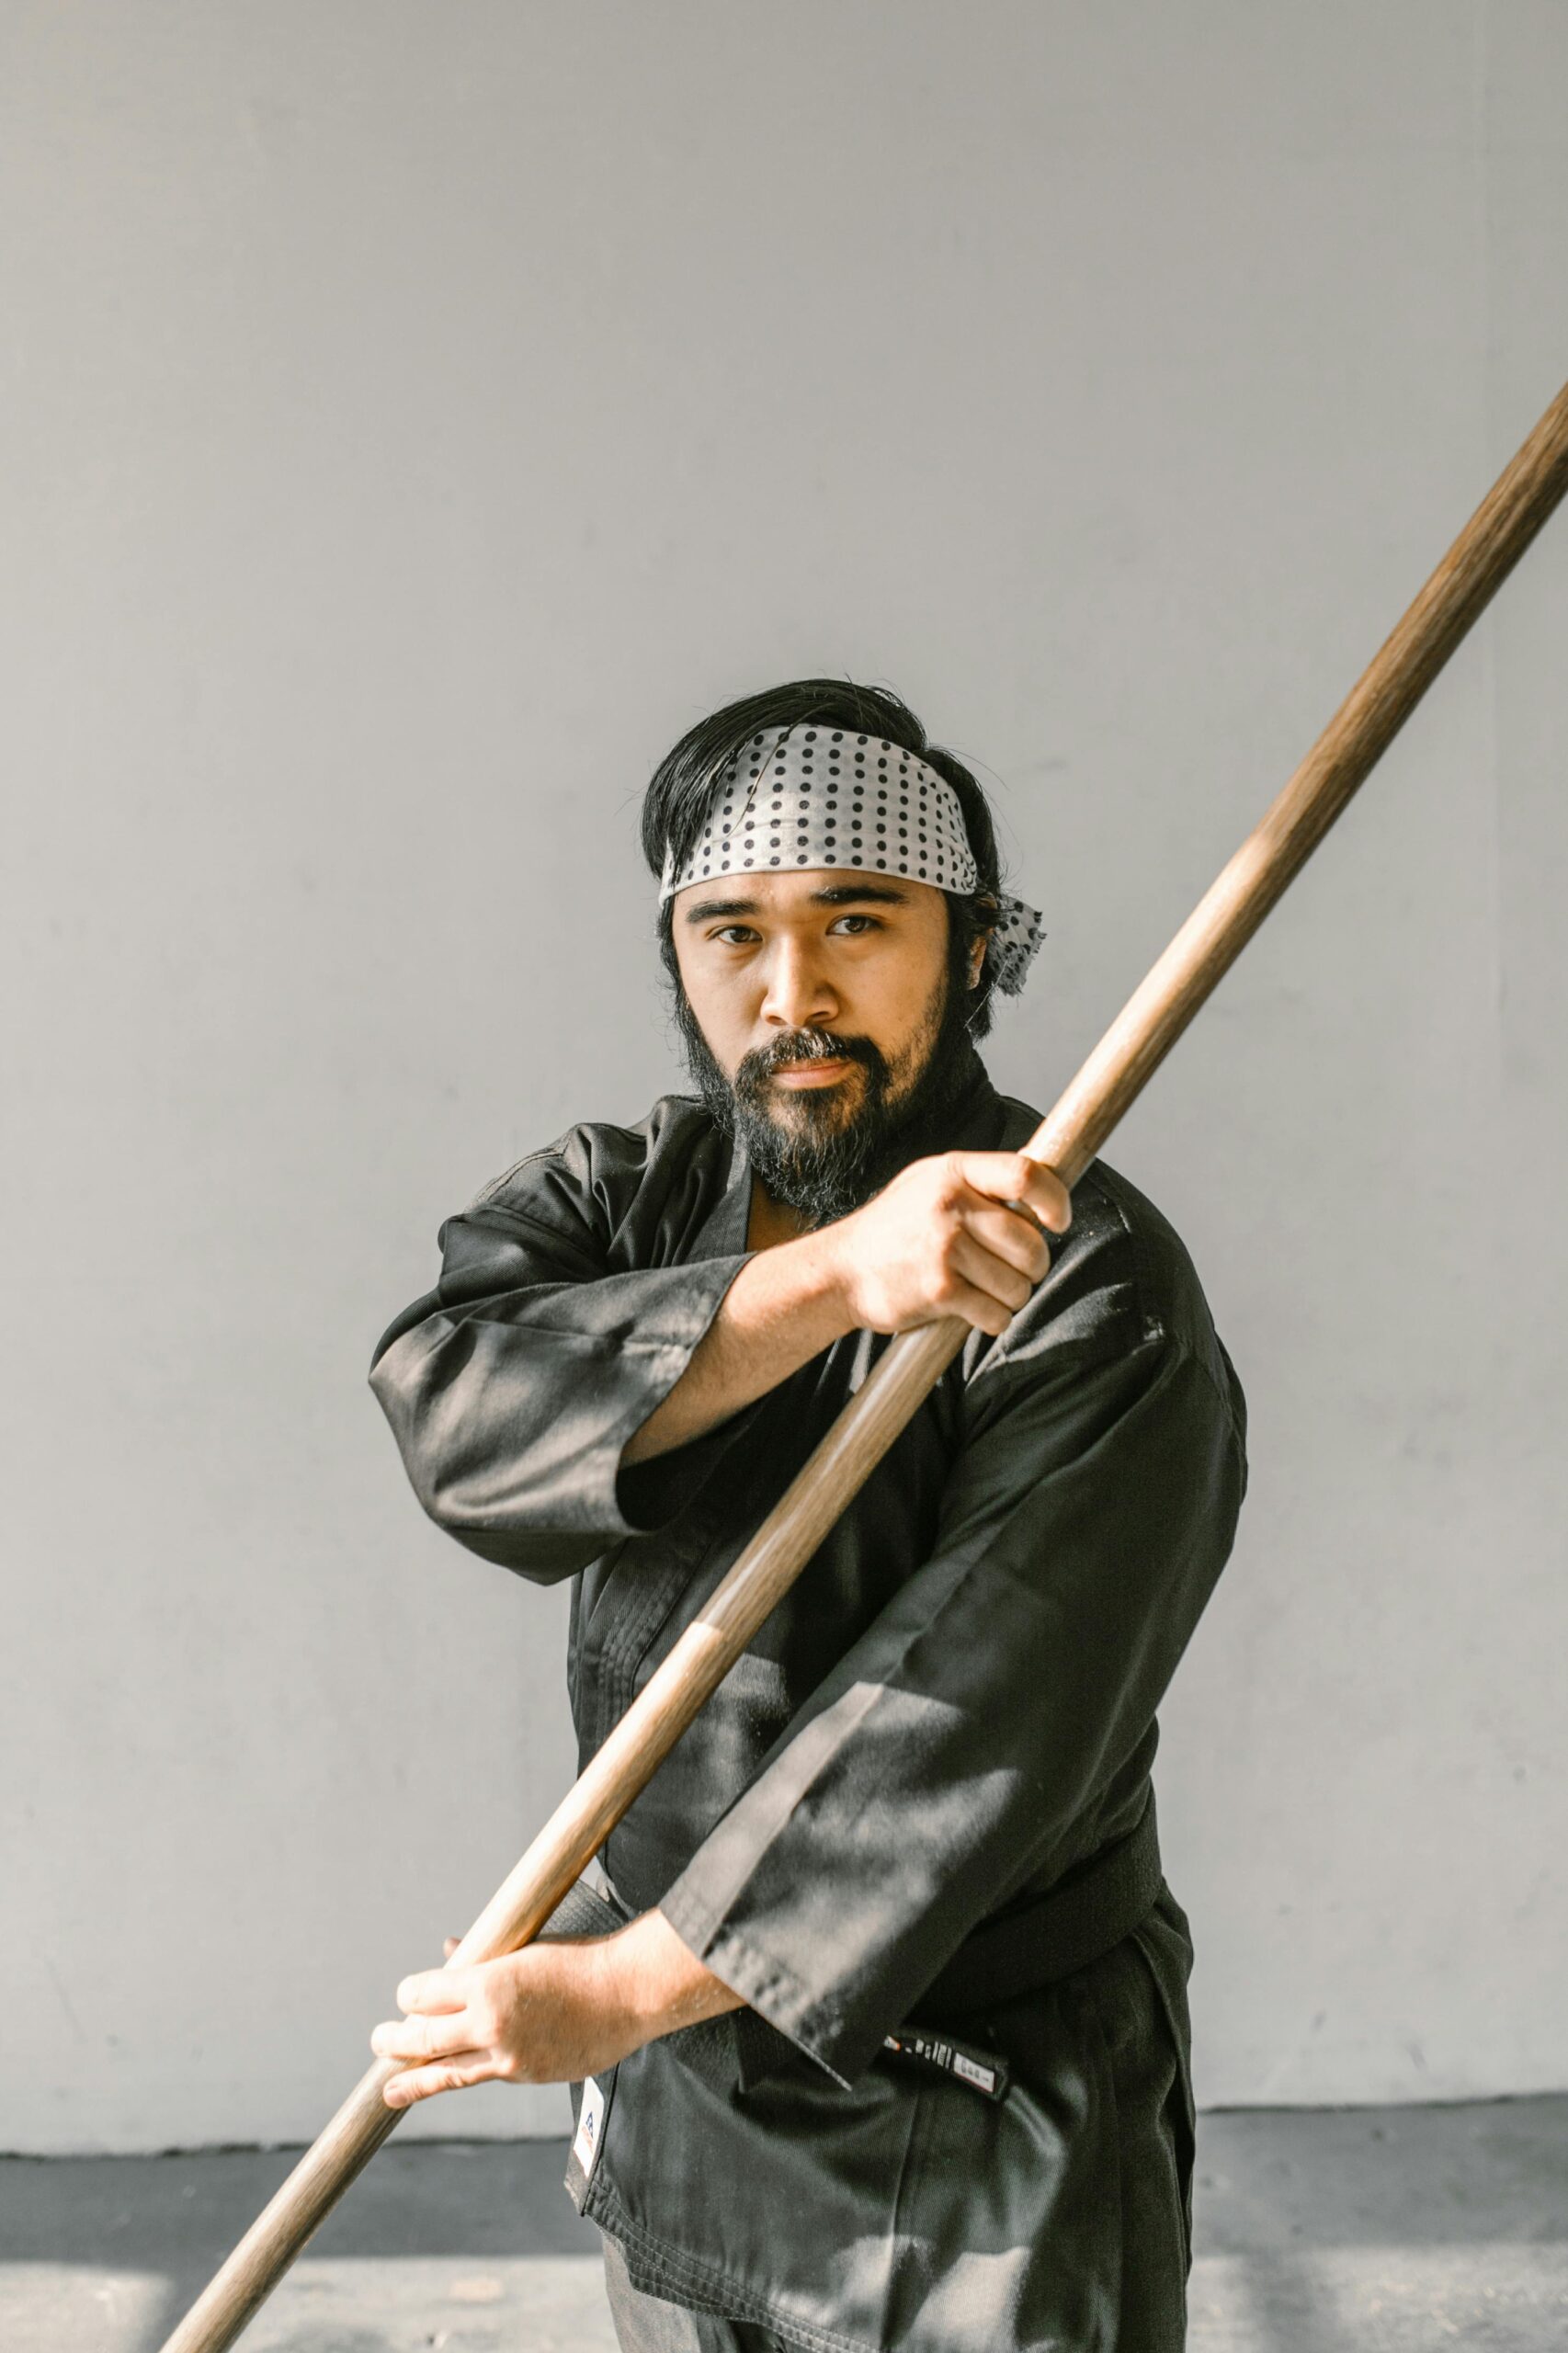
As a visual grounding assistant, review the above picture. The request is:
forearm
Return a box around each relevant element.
[619,1907,746,2038]
[620,1227,856,1465]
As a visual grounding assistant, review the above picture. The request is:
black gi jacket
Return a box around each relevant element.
[370,1063,1247,2353]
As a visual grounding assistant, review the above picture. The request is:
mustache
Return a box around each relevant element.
[738,1029,884,1086]
[669,975,983,1228]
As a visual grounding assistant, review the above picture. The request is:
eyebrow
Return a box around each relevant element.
[682,882,914,925]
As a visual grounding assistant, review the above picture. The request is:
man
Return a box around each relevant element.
[369,679,1247,2352]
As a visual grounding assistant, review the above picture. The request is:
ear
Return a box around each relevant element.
[963,892,1000,990]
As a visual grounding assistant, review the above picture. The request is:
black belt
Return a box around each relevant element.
[870,1788,1153,2108]
[910,1791,1164,2022]
[882,1797,1164,2103]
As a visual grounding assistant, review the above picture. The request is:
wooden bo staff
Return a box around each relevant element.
[159,375,1568,2353]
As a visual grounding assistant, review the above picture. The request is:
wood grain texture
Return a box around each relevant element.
[157,376,1568,2353]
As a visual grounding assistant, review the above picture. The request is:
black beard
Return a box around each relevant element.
[671,964,986,1228]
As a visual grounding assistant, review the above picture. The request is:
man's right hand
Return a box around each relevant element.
[821,1151,1073,1340]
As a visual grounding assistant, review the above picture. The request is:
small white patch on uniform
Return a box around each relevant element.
[573,2075,606,2180]
[953,2052,994,2093]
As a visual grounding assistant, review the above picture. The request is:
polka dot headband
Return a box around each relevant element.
[659,724,1045,996]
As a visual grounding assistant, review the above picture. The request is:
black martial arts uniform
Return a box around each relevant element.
[371,1062,1247,2353]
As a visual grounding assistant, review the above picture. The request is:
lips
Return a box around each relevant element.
[772,1057,854,1086]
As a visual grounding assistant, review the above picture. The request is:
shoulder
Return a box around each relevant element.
[985,1094,1244,1430]
[461,1094,730,1262]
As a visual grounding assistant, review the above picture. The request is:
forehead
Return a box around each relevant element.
[671,870,947,922]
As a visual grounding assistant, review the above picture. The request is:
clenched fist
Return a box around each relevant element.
[821,1150,1072,1338]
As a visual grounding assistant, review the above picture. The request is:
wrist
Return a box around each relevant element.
[611,1910,744,2041]
[780,1220,859,1338]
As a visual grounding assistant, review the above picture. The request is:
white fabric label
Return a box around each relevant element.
[572,2075,606,2182]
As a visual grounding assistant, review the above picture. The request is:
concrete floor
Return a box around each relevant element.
[3,2099,1565,2352]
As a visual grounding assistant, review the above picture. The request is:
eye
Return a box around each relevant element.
[829,914,882,936]
[712,925,759,946]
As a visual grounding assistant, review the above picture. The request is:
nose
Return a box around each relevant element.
[759,934,838,1036]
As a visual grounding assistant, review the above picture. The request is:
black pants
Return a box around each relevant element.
[603,2234,793,2352]
[595,1894,1195,2352]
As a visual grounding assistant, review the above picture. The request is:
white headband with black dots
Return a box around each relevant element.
[659,724,1044,996]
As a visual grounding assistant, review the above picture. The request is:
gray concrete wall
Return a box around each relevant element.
[3,2,1563,2154]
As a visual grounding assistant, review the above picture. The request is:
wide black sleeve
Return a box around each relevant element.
[658,1316,1246,2085]
[369,1131,756,1585]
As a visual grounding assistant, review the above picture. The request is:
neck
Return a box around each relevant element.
[746,1176,814,1252]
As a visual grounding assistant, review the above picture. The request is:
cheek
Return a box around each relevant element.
[680,963,754,1055]
[853,937,946,1036]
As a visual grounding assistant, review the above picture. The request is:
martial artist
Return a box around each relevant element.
[369,679,1248,2351]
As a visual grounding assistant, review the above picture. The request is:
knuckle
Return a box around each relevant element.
[936,1151,968,1205]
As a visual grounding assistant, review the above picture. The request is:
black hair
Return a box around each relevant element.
[642,678,1005,1036]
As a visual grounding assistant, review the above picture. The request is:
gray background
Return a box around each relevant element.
[4,2,1563,2157]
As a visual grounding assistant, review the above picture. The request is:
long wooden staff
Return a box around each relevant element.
[160,377,1568,2353]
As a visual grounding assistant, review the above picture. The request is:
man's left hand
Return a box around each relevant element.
[370,1908,742,2109]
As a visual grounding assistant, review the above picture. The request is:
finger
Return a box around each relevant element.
[1016,1162,1072,1234]
[444,1938,460,1960]
[936,1275,1014,1338]
[927,1251,1012,1346]
[949,1230,1033,1321]
[382,2050,494,2109]
[371,2008,478,2063]
[956,1153,1072,1233]
[396,1967,469,2015]
[960,1201,1052,1284]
